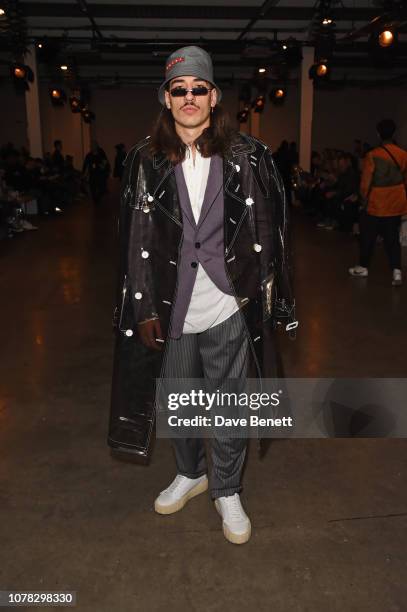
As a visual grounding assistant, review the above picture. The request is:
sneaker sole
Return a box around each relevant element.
[349,272,368,277]
[154,478,208,515]
[214,501,251,545]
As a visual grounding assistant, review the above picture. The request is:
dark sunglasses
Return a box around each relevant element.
[169,86,212,97]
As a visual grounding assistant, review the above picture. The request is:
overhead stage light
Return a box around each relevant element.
[69,96,82,113]
[270,87,286,105]
[50,88,67,106]
[237,107,250,124]
[309,60,331,82]
[81,108,95,123]
[60,64,68,71]
[252,95,265,114]
[281,37,302,67]
[378,28,396,48]
[369,27,398,62]
[10,63,34,92]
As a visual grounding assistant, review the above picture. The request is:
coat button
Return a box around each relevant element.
[135,292,143,299]
[125,329,133,337]
[191,262,198,268]
[245,197,254,206]
[147,195,154,202]
[235,164,240,172]
[141,250,149,258]
[253,243,262,252]
[195,242,201,249]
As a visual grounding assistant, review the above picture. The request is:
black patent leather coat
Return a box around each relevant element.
[108,131,297,457]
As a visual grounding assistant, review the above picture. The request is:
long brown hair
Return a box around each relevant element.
[148,103,236,164]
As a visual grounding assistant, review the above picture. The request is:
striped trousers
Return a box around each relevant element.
[161,309,249,499]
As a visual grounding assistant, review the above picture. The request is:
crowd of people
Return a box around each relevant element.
[293,143,364,232]
[0,139,83,241]
[0,139,127,243]
[290,119,407,286]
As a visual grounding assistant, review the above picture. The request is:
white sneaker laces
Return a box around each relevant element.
[165,474,185,494]
[226,495,244,521]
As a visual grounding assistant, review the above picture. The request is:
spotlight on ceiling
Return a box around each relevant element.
[69,96,82,113]
[378,29,395,48]
[252,95,265,114]
[81,108,95,123]
[10,63,34,92]
[50,88,67,106]
[321,17,334,26]
[281,37,302,67]
[368,27,398,62]
[60,64,68,71]
[237,107,250,124]
[309,60,331,82]
[258,67,266,73]
[270,87,286,105]
[0,6,6,17]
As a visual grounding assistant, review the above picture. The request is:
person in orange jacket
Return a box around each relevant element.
[349,119,407,286]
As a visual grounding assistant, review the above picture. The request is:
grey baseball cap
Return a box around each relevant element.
[158,45,222,106]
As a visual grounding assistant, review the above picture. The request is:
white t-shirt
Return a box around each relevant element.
[181,145,239,334]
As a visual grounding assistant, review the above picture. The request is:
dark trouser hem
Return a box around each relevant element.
[177,469,208,480]
[211,485,243,501]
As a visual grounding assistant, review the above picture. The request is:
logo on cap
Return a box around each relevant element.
[166,56,185,72]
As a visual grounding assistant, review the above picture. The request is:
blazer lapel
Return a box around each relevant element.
[150,152,182,226]
[197,154,223,230]
[174,162,196,228]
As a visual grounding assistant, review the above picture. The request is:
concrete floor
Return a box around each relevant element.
[1,187,406,612]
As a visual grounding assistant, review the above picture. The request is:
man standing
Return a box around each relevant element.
[349,119,407,285]
[82,141,110,204]
[109,46,296,544]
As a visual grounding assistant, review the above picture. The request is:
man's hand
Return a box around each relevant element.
[137,318,164,351]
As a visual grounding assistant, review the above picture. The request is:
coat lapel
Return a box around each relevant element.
[150,151,182,226]
[223,154,248,250]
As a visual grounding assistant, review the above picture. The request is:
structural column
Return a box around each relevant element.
[24,44,43,158]
[299,46,314,172]
[250,108,260,139]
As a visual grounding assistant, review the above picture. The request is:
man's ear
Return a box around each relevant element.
[164,89,171,109]
[210,85,218,108]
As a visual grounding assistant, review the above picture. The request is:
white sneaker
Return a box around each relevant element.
[349,265,368,277]
[392,269,402,286]
[214,493,251,544]
[154,474,208,515]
